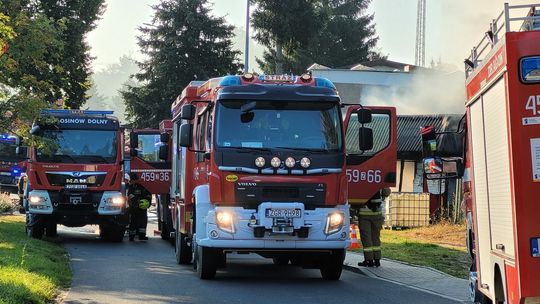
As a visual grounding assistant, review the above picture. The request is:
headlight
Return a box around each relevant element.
[216,210,235,233]
[325,212,345,235]
[285,157,295,168]
[29,195,46,204]
[106,196,125,206]
[271,157,281,168]
[255,157,265,168]
[300,157,311,169]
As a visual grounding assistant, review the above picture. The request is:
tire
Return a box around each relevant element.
[320,250,345,280]
[175,218,192,264]
[196,245,217,280]
[160,199,172,241]
[26,214,44,239]
[45,221,57,237]
[100,224,125,242]
[273,257,290,266]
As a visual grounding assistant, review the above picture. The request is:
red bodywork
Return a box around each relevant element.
[170,76,397,234]
[465,30,540,303]
[129,120,173,195]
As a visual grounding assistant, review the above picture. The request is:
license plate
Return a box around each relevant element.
[265,208,301,218]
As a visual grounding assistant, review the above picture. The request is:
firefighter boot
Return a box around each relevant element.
[358,260,374,267]
[374,259,381,267]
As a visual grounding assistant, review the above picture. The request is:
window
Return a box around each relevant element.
[346,113,390,156]
[521,56,540,83]
[136,134,163,163]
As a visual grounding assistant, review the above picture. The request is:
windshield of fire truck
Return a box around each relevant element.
[36,130,117,163]
[0,139,20,161]
[215,100,342,151]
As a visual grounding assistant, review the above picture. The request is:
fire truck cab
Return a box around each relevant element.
[23,109,128,241]
[422,3,540,303]
[0,134,26,194]
[127,120,173,240]
[169,74,396,280]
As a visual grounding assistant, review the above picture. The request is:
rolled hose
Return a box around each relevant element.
[138,199,150,210]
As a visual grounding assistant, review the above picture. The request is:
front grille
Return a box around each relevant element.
[262,187,299,199]
[46,172,106,187]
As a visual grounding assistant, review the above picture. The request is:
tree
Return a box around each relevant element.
[252,0,381,74]
[38,0,106,108]
[250,0,319,74]
[121,0,242,127]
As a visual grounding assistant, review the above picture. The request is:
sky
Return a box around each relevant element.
[87,0,535,72]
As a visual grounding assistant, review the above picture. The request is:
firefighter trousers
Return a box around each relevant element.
[129,207,148,237]
[359,214,384,260]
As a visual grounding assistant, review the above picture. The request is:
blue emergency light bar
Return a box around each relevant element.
[41,109,114,116]
[218,75,336,90]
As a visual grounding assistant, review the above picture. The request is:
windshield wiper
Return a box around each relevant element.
[50,154,78,163]
[224,146,272,153]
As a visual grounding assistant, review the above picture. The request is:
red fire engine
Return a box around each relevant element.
[422,3,540,303]
[22,109,128,241]
[166,73,396,280]
[0,134,26,194]
[127,120,174,240]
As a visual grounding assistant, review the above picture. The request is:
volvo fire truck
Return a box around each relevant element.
[23,109,128,241]
[422,3,540,303]
[127,120,174,241]
[167,74,396,280]
[0,134,26,193]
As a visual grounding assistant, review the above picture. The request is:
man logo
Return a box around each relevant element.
[72,172,81,177]
[70,196,82,205]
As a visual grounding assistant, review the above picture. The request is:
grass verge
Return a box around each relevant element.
[354,223,470,279]
[0,215,71,304]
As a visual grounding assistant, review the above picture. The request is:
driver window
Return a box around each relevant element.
[137,134,163,162]
[346,113,390,156]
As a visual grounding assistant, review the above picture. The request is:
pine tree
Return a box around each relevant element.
[252,0,381,74]
[121,0,242,127]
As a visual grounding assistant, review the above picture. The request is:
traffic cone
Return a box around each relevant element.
[349,224,360,249]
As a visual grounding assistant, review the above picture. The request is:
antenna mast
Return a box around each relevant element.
[415,0,426,67]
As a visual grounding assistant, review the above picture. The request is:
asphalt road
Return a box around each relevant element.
[60,214,459,304]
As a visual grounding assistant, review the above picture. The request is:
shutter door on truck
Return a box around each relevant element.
[483,77,514,258]
[470,95,493,287]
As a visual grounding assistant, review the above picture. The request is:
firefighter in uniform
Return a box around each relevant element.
[127,173,151,241]
[357,188,391,267]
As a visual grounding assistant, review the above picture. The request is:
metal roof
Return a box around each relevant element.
[397,114,463,159]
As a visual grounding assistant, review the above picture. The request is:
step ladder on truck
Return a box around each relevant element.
[166,73,397,280]
[421,3,540,303]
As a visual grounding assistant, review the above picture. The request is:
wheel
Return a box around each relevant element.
[100,224,125,242]
[196,245,217,280]
[160,199,173,241]
[273,257,290,266]
[175,218,192,264]
[320,250,345,280]
[45,221,57,237]
[26,214,44,239]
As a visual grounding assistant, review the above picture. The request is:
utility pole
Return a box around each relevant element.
[415,0,426,67]
[244,0,250,73]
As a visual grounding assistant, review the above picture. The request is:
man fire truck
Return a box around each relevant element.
[22,109,128,241]
[0,134,26,194]
[127,120,173,241]
[167,73,396,280]
[421,3,540,303]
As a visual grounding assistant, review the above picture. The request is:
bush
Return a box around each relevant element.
[0,193,16,213]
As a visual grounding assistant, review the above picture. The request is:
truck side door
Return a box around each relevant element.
[130,131,171,194]
[344,106,397,205]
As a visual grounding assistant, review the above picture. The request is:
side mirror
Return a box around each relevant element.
[159,144,168,160]
[179,123,193,147]
[30,124,42,136]
[357,109,372,124]
[181,104,196,120]
[130,133,138,150]
[16,146,28,157]
[160,132,170,143]
[421,125,437,157]
[423,157,464,180]
[359,127,374,151]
